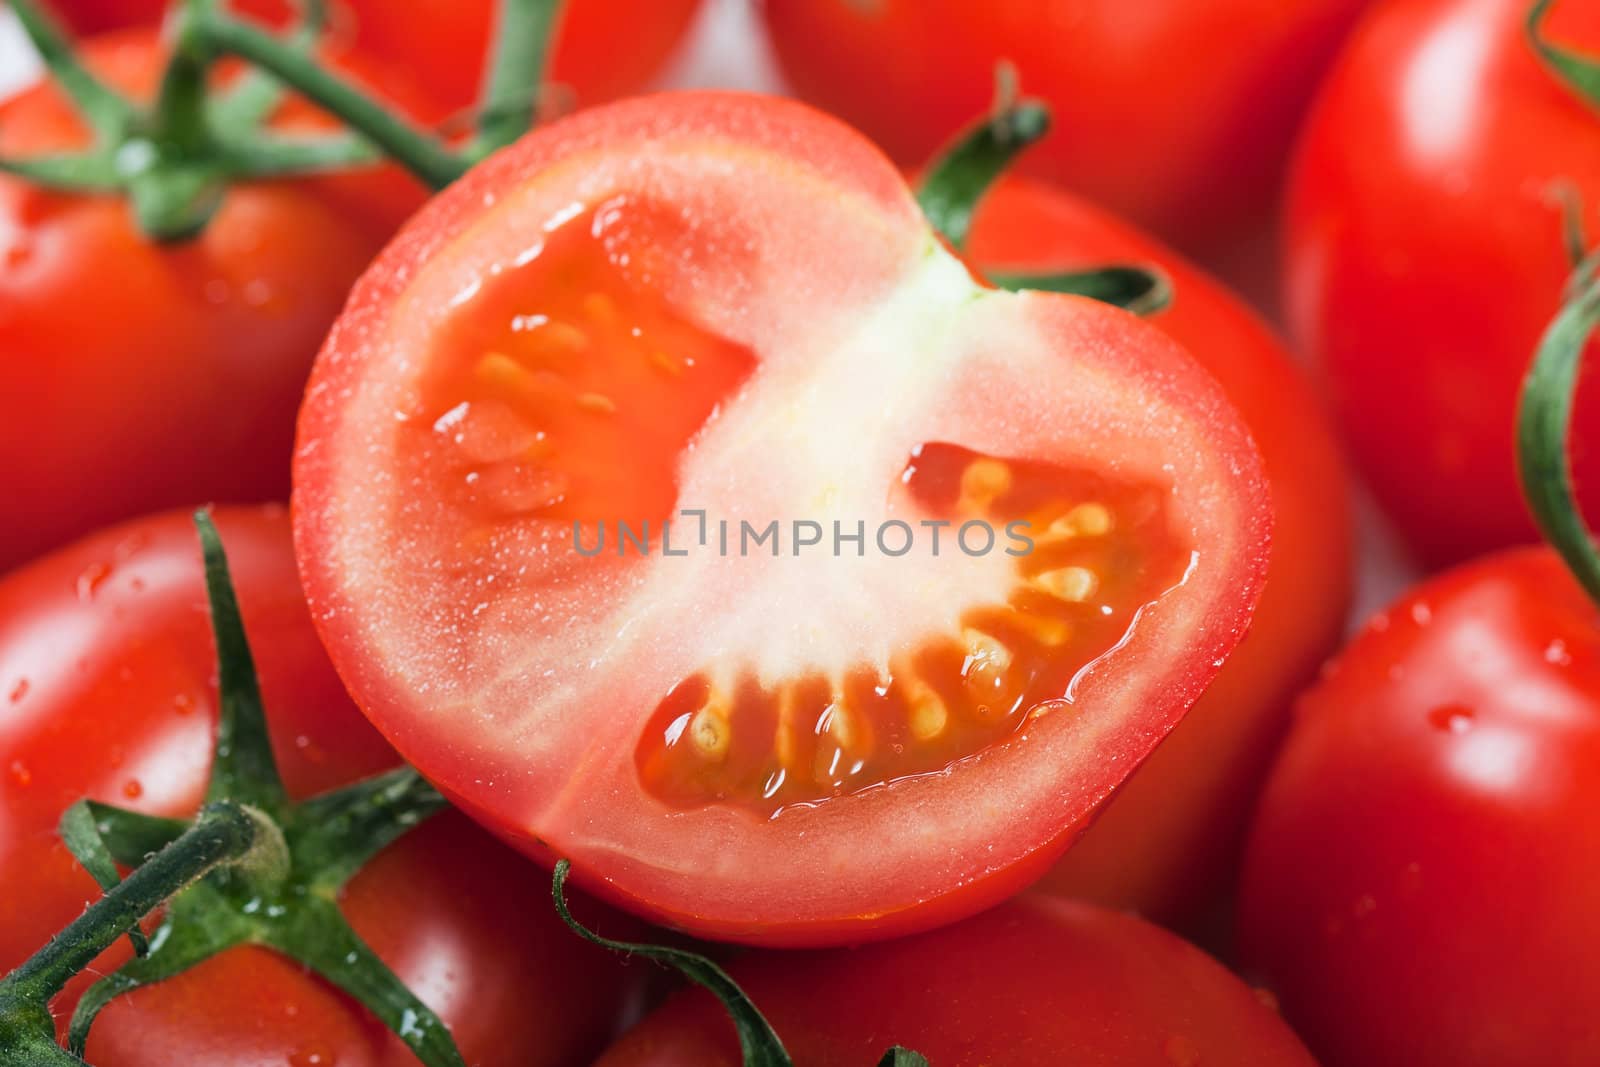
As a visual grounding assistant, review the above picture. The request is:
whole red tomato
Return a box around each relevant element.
[0,31,428,573]
[51,0,705,115]
[761,0,1367,269]
[963,178,1354,925]
[596,895,1316,1066]
[1237,547,1600,1067]
[1286,0,1600,566]
[0,507,641,1065]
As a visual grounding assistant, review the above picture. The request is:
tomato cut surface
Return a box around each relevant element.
[294,92,1271,943]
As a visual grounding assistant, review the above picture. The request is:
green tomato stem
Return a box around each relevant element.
[0,802,262,1008]
[1528,0,1600,111]
[195,8,467,189]
[917,98,1050,252]
[473,0,566,158]
[6,0,135,135]
[1517,266,1600,604]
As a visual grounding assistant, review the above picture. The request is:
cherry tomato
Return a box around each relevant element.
[0,507,642,1066]
[597,895,1316,1066]
[962,178,1353,924]
[1286,0,1600,566]
[51,0,705,115]
[1237,547,1600,1067]
[293,92,1272,945]
[0,31,430,573]
[760,0,1368,268]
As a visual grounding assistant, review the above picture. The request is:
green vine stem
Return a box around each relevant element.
[0,803,267,1067]
[1518,262,1600,603]
[552,862,929,1067]
[3,0,565,238]
[915,91,1171,316]
[193,5,467,188]
[916,98,1049,252]
[0,512,461,1066]
[473,0,564,158]
[1528,0,1600,109]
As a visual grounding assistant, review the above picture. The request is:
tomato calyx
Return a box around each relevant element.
[915,85,1172,316]
[1528,0,1600,112]
[0,514,468,1067]
[552,861,929,1067]
[3,0,565,238]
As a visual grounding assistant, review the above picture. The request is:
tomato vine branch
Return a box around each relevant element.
[1528,0,1600,111]
[1517,261,1600,604]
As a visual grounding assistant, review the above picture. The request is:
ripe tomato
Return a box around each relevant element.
[1237,547,1600,1067]
[0,31,428,573]
[962,179,1353,924]
[0,507,641,1066]
[293,92,1272,945]
[51,0,705,115]
[1286,0,1600,566]
[760,0,1368,266]
[596,895,1316,1066]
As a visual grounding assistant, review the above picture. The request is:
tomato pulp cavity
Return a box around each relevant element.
[295,93,1271,944]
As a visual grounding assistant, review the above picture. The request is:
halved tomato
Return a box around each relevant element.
[293,92,1271,945]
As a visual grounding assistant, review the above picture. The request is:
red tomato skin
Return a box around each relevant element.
[0,32,428,574]
[761,0,1367,264]
[1287,0,1600,567]
[51,0,704,114]
[1237,547,1600,1067]
[0,507,642,1067]
[964,178,1354,925]
[596,895,1316,1067]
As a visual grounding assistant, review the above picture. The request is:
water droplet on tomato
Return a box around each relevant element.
[8,760,31,787]
[75,561,112,601]
[122,779,143,799]
[293,734,327,765]
[8,678,28,704]
[1545,639,1572,666]
[1427,704,1474,733]
[1409,601,1432,625]
[242,279,277,309]
[287,1042,335,1066]
[173,693,196,716]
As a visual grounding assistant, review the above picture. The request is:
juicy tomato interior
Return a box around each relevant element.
[639,443,1184,816]
[400,197,1190,820]
[416,198,757,527]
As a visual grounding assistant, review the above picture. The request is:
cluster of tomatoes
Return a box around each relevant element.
[2,0,1597,1064]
